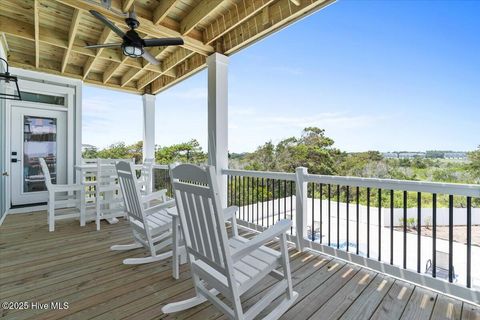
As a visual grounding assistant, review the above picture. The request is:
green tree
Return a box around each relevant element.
[82,147,98,159]
[155,139,207,165]
[244,127,342,174]
[467,146,480,179]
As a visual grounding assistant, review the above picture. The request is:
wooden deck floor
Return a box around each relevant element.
[1,211,479,320]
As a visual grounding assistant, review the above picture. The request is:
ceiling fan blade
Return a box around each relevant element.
[89,10,127,40]
[85,43,122,49]
[143,38,184,47]
[141,50,160,65]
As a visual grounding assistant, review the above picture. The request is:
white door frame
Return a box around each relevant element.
[10,104,68,205]
[4,74,79,210]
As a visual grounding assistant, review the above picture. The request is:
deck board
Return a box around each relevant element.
[400,286,437,320]
[0,211,476,320]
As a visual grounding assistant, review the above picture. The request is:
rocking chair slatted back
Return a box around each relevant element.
[138,158,154,194]
[116,161,145,223]
[38,158,53,189]
[171,164,228,274]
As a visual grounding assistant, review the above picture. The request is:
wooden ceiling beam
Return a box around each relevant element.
[180,0,225,35]
[153,0,178,25]
[151,54,207,94]
[83,27,112,78]
[121,66,143,87]
[136,47,193,90]
[54,0,214,56]
[9,58,139,93]
[1,20,167,80]
[34,0,40,68]
[121,45,167,87]
[203,0,275,45]
[61,9,81,73]
[0,15,34,41]
[103,55,128,83]
[122,0,135,12]
[222,0,334,54]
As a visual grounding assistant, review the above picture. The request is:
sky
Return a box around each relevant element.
[82,0,480,153]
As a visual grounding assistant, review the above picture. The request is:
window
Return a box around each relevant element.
[19,91,66,106]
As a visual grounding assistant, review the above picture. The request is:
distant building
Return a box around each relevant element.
[444,152,467,160]
[382,152,399,159]
[398,152,426,159]
[82,144,97,152]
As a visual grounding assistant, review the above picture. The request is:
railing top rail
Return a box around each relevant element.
[304,173,480,197]
[222,169,296,181]
[152,164,169,170]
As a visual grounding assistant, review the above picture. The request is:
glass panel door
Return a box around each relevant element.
[23,116,57,193]
[11,106,67,206]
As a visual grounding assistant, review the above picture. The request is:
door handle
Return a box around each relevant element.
[2,172,8,176]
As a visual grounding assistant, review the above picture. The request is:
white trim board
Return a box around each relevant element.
[2,68,83,211]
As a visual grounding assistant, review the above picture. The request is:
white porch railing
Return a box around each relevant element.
[221,167,480,305]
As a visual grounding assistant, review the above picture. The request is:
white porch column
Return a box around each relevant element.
[142,94,156,161]
[207,53,229,205]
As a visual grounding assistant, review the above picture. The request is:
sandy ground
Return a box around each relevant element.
[394,226,480,246]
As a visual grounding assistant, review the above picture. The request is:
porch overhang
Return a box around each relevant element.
[0,0,334,95]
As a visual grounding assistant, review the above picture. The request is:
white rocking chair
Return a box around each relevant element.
[94,159,132,229]
[111,161,184,271]
[39,158,85,232]
[163,164,298,320]
[137,158,154,195]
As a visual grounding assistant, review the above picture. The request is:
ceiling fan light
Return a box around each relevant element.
[122,44,143,58]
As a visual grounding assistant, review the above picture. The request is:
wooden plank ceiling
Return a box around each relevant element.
[0,0,333,94]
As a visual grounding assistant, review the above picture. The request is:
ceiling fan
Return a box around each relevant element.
[85,8,184,65]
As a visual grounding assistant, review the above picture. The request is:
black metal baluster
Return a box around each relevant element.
[417,192,421,273]
[367,187,370,258]
[328,184,331,247]
[448,194,453,283]
[228,176,231,206]
[337,185,340,249]
[432,193,437,278]
[242,176,246,221]
[235,176,238,208]
[356,186,359,255]
[266,178,269,228]
[467,196,472,288]
[284,180,287,220]
[290,181,294,234]
[320,184,323,244]
[261,178,265,227]
[378,188,382,261]
[231,175,234,206]
[247,177,250,223]
[403,191,407,269]
[278,180,281,222]
[346,186,349,251]
[272,179,275,226]
[256,178,259,225]
[312,183,315,241]
[390,190,394,265]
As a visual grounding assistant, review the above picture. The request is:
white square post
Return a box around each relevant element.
[207,53,229,205]
[142,94,156,161]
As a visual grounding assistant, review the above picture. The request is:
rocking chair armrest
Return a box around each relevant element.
[144,199,176,216]
[166,207,178,217]
[231,219,292,263]
[141,189,167,203]
[223,206,238,221]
